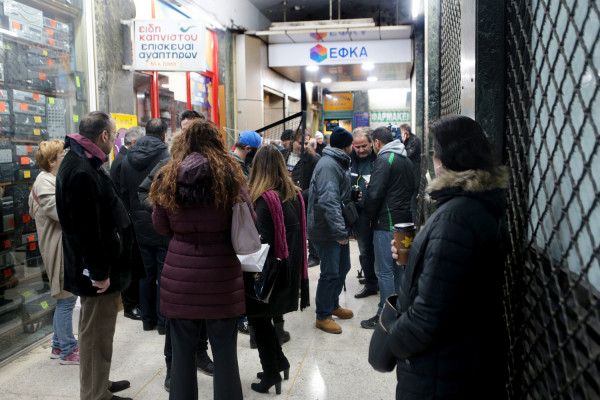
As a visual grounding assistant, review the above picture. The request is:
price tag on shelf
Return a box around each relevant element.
[28,235,35,242]
[48,98,55,104]
[27,145,33,152]
[33,94,40,101]
[43,50,48,56]
[24,171,31,178]
[20,103,28,111]
[34,116,42,123]
[12,21,21,31]
[29,243,36,251]
[41,301,49,309]
[48,58,54,66]
[76,76,81,88]
[22,291,32,297]
[39,73,47,81]
[23,214,31,223]
[73,115,79,123]
[0,103,5,112]
[20,156,30,165]
[46,28,54,36]
[34,129,41,135]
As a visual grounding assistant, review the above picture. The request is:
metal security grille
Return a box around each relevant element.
[504,1,600,399]
[439,0,462,117]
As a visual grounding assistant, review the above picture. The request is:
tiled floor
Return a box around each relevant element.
[0,241,396,399]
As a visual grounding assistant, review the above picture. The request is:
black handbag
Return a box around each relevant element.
[368,294,399,372]
[342,200,359,226]
[243,256,287,303]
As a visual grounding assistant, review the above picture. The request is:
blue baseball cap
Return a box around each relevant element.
[238,130,262,148]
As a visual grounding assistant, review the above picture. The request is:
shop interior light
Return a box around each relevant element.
[321,77,332,83]
[362,62,375,70]
[307,65,319,72]
[367,76,378,82]
[161,84,170,88]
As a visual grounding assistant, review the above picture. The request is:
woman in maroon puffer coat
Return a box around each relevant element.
[150,119,249,400]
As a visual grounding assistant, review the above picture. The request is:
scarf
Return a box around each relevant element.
[66,133,108,163]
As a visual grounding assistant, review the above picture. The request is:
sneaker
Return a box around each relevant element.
[60,351,80,365]
[196,353,214,376]
[332,306,354,319]
[315,318,342,334]
[50,347,60,359]
[360,315,379,329]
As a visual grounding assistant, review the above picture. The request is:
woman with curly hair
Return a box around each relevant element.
[150,119,250,400]
[246,145,310,395]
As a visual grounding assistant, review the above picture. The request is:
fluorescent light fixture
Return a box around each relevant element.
[321,77,332,84]
[307,65,319,72]
[136,93,145,99]
[367,76,378,82]
[362,62,375,71]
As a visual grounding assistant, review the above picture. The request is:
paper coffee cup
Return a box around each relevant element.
[393,223,416,265]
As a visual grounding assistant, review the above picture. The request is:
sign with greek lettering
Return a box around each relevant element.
[133,20,206,71]
[370,110,411,123]
[268,39,410,67]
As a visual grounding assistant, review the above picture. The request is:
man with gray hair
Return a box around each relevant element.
[110,125,144,321]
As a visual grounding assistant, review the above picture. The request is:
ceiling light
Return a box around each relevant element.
[321,78,332,84]
[161,84,170,88]
[293,5,302,11]
[367,76,378,82]
[362,62,374,70]
[307,66,319,72]
[412,0,423,19]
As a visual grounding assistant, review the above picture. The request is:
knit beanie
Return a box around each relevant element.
[330,126,353,149]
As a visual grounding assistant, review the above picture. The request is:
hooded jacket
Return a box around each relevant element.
[387,167,509,400]
[152,152,248,320]
[56,134,143,297]
[119,135,169,246]
[307,146,352,242]
[366,140,414,231]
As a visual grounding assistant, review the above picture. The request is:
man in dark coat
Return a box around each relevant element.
[283,130,321,266]
[362,127,414,329]
[56,111,143,400]
[349,127,378,299]
[400,124,421,223]
[119,118,170,334]
[110,126,144,321]
[308,126,354,334]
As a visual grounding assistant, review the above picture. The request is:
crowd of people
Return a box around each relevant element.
[29,109,508,399]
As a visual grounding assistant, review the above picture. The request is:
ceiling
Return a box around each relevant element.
[247,0,413,26]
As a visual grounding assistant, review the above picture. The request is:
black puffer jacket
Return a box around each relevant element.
[284,148,320,199]
[403,134,421,191]
[109,145,127,186]
[246,193,303,318]
[56,136,143,297]
[307,146,351,242]
[120,135,169,246]
[387,167,509,400]
[366,140,414,231]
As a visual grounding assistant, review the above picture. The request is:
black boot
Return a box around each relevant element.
[251,372,282,395]
[249,326,257,349]
[274,321,290,345]
[257,355,290,380]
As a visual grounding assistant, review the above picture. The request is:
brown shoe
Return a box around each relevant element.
[332,307,354,319]
[316,318,342,334]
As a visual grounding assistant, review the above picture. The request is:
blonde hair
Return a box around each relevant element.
[35,140,64,172]
[248,145,298,204]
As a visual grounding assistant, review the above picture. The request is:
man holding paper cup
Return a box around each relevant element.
[361,127,414,329]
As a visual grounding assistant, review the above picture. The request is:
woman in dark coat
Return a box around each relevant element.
[247,145,310,395]
[388,115,509,399]
[150,120,249,400]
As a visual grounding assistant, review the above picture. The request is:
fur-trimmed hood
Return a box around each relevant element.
[428,166,509,194]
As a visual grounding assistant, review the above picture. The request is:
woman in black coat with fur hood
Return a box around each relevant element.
[387,115,509,399]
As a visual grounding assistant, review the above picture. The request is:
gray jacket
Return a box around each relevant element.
[307,146,352,242]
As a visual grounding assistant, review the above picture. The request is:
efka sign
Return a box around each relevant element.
[133,20,206,71]
[269,39,411,67]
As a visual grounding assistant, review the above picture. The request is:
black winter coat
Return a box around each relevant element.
[119,135,169,246]
[307,147,352,242]
[56,136,143,297]
[350,148,377,209]
[284,149,320,201]
[245,193,303,318]
[109,145,127,185]
[366,140,414,231]
[403,134,421,191]
[387,167,509,400]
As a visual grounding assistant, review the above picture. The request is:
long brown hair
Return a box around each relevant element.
[248,144,298,204]
[149,120,246,210]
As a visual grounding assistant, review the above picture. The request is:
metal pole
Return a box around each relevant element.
[283,1,287,22]
[150,0,159,118]
[186,72,191,110]
[338,0,341,19]
[330,0,332,20]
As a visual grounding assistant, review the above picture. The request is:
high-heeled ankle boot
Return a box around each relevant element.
[274,321,290,345]
[251,372,282,395]
[257,356,290,380]
[249,326,257,349]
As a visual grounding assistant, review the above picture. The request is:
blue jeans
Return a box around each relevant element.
[374,230,403,315]
[354,208,377,290]
[314,241,351,320]
[139,245,167,329]
[52,295,78,358]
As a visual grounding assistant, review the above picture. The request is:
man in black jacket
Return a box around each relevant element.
[119,118,170,334]
[110,126,144,321]
[361,127,414,329]
[56,111,143,400]
[349,127,378,299]
[400,124,421,223]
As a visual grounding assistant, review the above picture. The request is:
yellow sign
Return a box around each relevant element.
[111,113,139,162]
[324,92,353,112]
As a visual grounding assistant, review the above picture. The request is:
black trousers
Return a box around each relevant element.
[121,278,139,310]
[164,318,209,369]
[169,317,242,400]
[248,316,285,376]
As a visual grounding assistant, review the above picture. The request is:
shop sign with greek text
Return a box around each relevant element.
[370,110,411,124]
[133,20,206,71]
